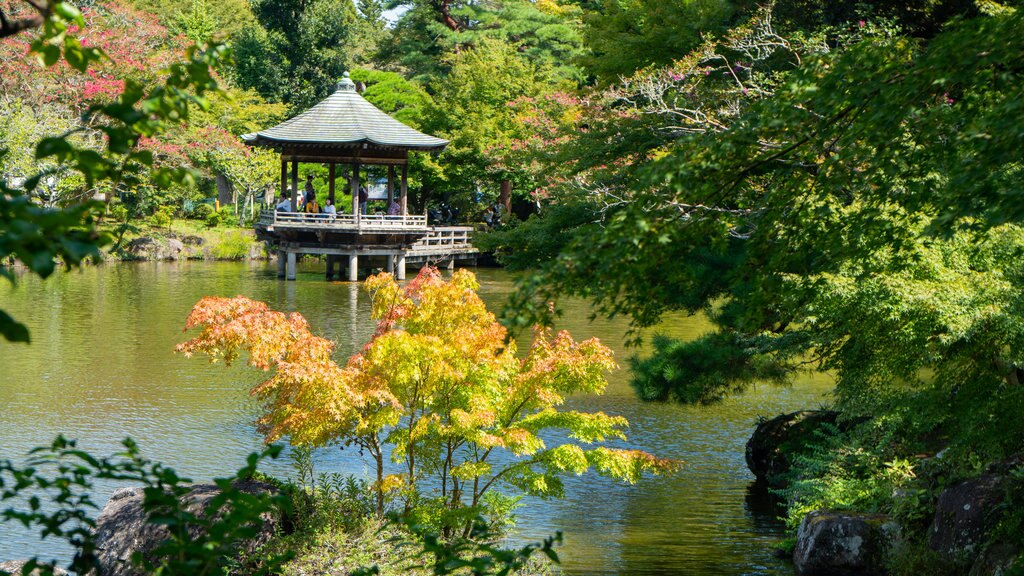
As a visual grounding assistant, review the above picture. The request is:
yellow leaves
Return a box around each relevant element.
[179,268,672,518]
[586,447,681,484]
[451,461,492,480]
[377,474,407,494]
[546,444,588,475]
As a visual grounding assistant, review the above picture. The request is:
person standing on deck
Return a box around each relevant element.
[358,185,368,215]
[304,175,316,206]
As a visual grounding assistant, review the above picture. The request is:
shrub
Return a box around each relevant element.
[150,206,173,229]
[192,202,215,220]
[211,230,252,260]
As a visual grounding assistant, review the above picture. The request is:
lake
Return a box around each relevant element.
[0,261,833,574]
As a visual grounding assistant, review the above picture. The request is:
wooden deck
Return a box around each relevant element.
[257,210,428,232]
[255,209,479,281]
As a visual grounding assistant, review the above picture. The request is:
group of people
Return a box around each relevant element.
[274,175,338,218]
[274,175,402,218]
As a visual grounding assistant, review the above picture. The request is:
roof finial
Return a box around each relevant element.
[337,71,356,92]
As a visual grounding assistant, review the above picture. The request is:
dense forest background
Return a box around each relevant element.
[3,0,1024,573]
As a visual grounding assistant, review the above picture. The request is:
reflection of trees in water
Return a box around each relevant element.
[744,480,788,533]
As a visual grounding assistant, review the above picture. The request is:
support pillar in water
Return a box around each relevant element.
[396,253,406,280]
[349,254,358,282]
[286,251,297,281]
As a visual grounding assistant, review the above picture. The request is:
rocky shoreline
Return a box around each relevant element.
[120,233,268,262]
[748,411,1021,576]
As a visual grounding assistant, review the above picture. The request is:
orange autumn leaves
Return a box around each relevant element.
[178,267,676,515]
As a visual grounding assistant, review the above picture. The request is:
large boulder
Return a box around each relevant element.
[123,237,187,260]
[746,410,841,485]
[929,474,1007,562]
[793,510,901,575]
[94,480,280,576]
[0,560,68,575]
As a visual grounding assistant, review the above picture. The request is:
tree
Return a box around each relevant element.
[501,6,1024,459]
[578,0,735,85]
[211,146,278,220]
[379,0,586,85]
[0,0,229,342]
[177,268,676,532]
[234,0,358,112]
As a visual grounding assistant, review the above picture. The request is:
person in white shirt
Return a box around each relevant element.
[275,193,291,212]
[323,199,337,220]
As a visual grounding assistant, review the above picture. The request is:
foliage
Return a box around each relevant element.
[211,230,255,259]
[177,268,677,534]
[578,0,736,85]
[379,0,586,85]
[0,436,291,576]
[474,203,598,270]
[234,0,359,112]
[0,0,232,343]
[352,514,561,576]
[126,0,256,39]
[420,39,563,212]
[629,332,790,404]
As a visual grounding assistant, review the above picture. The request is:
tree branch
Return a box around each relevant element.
[0,0,52,39]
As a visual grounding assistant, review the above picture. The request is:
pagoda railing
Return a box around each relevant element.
[257,208,428,230]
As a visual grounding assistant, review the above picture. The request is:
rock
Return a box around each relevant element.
[969,543,1020,576]
[164,238,185,260]
[182,235,205,246]
[0,560,69,575]
[929,473,1007,562]
[94,480,280,576]
[745,410,840,485]
[793,510,900,575]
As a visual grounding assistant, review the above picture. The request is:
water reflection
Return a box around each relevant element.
[0,262,830,574]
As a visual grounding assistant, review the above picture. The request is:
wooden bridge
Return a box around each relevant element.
[256,209,478,281]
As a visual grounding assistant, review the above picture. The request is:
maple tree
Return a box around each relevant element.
[177,268,676,531]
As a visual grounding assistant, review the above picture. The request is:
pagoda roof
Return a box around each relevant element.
[242,74,448,153]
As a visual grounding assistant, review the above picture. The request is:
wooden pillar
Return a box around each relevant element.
[386,254,395,275]
[400,163,408,216]
[290,156,299,211]
[351,164,359,221]
[396,253,406,280]
[387,165,395,205]
[277,250,286,278]
[326,255,335,280]
[280,157,287,207]
[446,257,455,271]
[328,163,336,204]
[348,254,358,282]
[286,251,297,281]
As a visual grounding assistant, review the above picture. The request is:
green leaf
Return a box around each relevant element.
[53,1,84,24]
[36,137,74,161]
[39,44,61,67]
[0,311,30,343]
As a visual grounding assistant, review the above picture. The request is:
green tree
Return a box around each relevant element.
[380,0,586,85]
[234,0,358,112]
[177,268,676,532]
[579,0,735,85]
[503,6,1024,462]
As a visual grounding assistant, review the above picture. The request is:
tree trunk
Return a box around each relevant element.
[499,179,512,216]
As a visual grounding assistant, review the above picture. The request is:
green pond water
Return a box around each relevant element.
[0,261,833,575]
